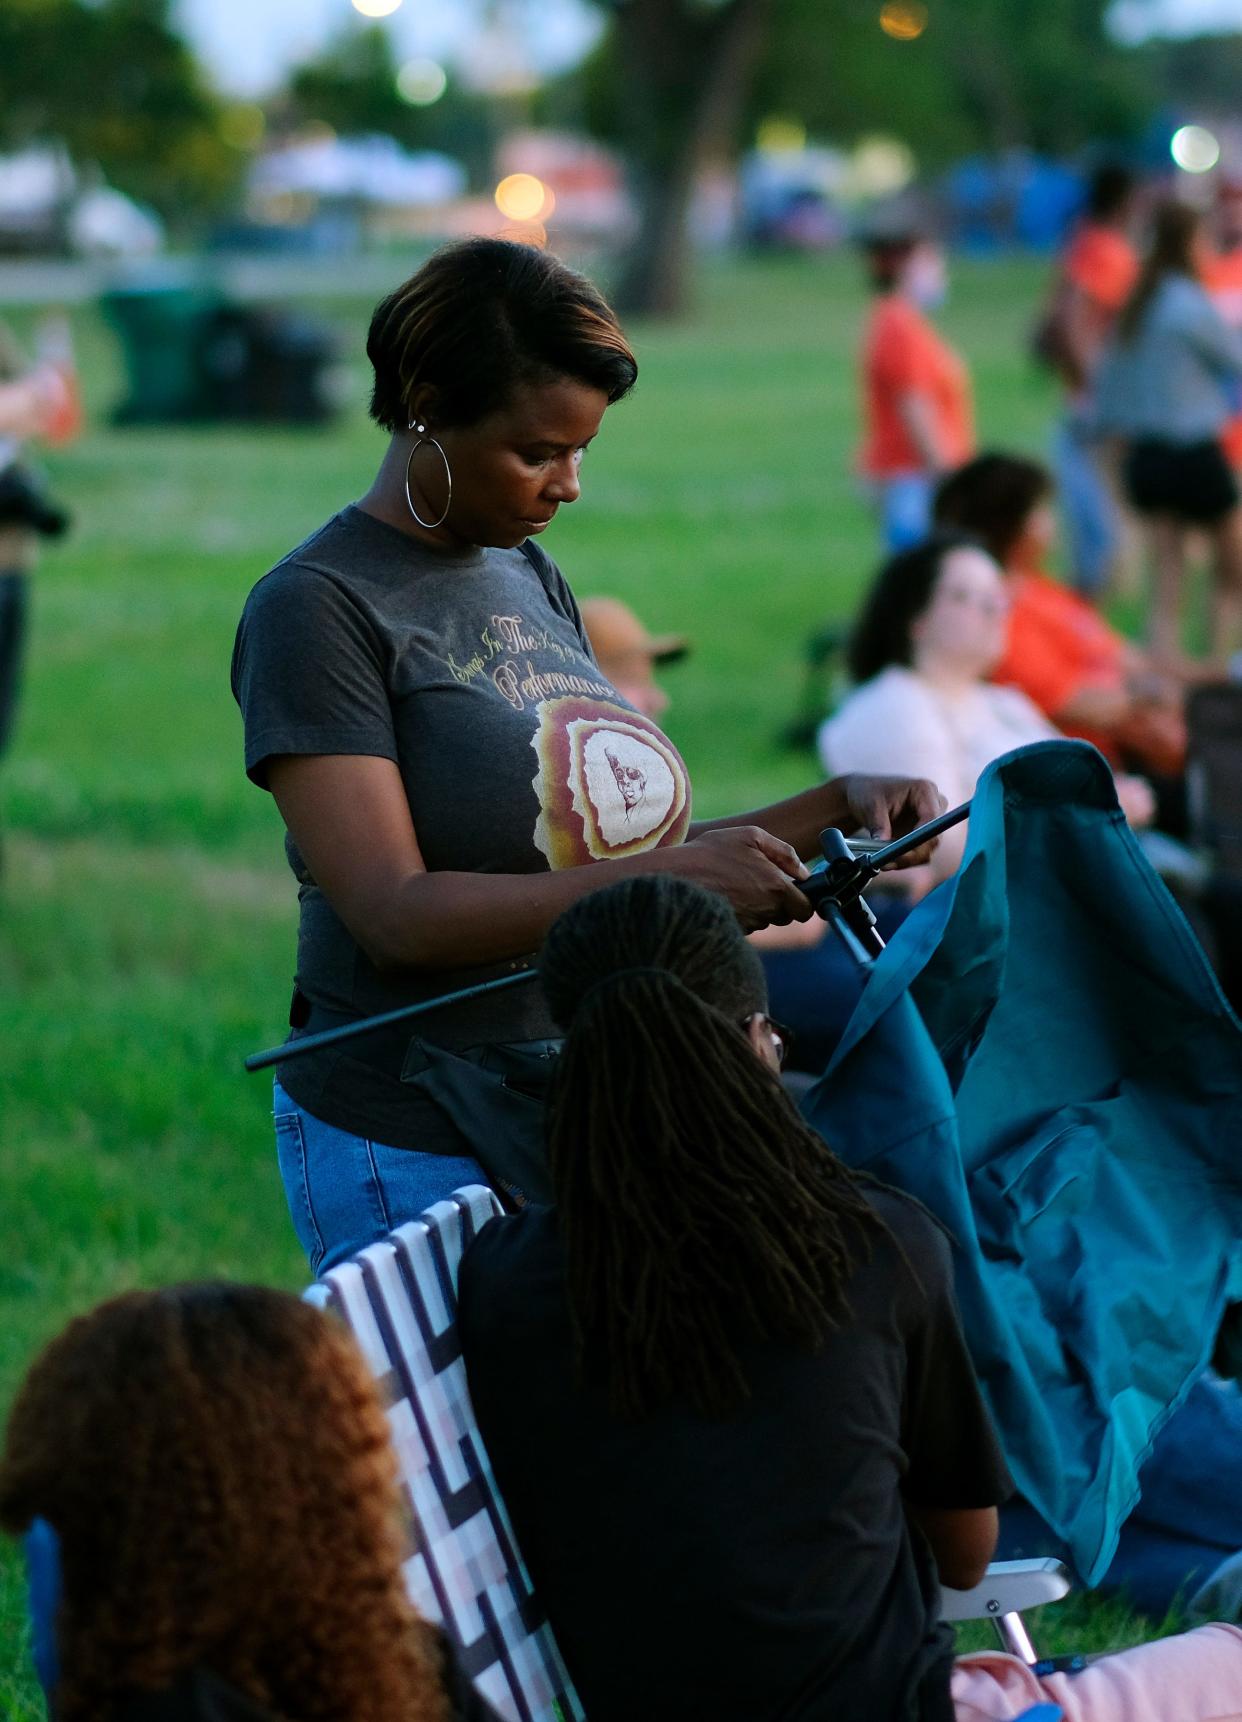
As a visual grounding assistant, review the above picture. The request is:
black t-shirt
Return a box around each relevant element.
[231,506,691,1144]
[458,1187,1011,1722]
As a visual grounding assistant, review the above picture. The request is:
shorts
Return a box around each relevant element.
[1123,437,1239,526]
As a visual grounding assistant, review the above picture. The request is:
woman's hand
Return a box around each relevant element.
[675,826,814,932]
[826,774,948,868]
[1114,772,1156,829]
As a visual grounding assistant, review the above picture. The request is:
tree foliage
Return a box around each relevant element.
[551,0,1157,314]
[749,0,1155,164]
[1136,31,1242,124]
[279,24,503,184]
[0,0,239,220]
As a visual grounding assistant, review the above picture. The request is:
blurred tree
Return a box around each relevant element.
[286,27,417,142]
[584,0,777,316]
[552,0,1153,315]
[0,0,239,225]
[753,0,1154,163]
[1137,32,1242,122]
[279,25,501,186]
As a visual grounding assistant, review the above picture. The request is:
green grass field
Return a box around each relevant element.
[0,252,1171,1707]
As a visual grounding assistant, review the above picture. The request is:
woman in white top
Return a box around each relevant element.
[819,532,1153,886]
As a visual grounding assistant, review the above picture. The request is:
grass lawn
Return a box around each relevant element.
[0,250,1173,1707]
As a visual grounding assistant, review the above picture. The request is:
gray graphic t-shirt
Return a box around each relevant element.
[232,505,692,1142]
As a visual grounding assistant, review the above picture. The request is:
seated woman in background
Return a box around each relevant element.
[818,533,1155,889]
[0,1283,493,1722]
[933,451,1187,784]
[458,875,1242,1722]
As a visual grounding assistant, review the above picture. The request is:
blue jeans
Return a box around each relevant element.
[877,473,935,551]
[273,1078,486,1276]
[1052,415,1120,598]
[24,1517,59,1701]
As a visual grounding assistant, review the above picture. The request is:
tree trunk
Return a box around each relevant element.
[611,0,775,318]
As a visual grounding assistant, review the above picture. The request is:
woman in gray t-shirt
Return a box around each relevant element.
[232,238,944,1272]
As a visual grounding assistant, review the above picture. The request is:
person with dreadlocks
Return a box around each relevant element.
[232,235,942,1266]
[458,874,1242,1722]
[458,872,1006,1720]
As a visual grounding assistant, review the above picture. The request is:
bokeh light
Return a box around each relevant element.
[1171,125,1221,174]
[756,117,808,156]
[851,135,917,196]
[220,104,266,151]
[351,0,402,16]
[879,3,929,41]
[494,173,553,222]
[397,58,448,106]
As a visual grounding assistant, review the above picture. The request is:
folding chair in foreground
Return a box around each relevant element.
[305,1187,1070,1722]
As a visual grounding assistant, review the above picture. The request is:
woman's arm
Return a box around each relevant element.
[268,754,817,973]
[691,775,948,868]
[905,1504,999,1592]
[1184,287,1242,379]
[895,389,947,471]
[0,368,64,438]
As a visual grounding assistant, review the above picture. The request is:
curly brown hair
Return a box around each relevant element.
[0,1283,450,1722]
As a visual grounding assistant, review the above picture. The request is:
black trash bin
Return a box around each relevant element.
[103,283,340,425]
[198,306,340,424]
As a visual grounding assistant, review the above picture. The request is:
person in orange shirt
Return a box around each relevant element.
[934,452,1186,783]
[1042,164,1139,600]
[857,232,974,552]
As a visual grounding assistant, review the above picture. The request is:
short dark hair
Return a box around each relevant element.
[933,452,1053,564]
[846,531,983,684]
[1086,162,1136,223]
[366,238,638,432]
[860,232,920,292]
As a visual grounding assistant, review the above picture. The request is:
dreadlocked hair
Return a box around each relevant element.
[538,874,883,1421]
[0,1284,449,1722]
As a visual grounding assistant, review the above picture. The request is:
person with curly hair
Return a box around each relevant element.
[0,1283,493,1722]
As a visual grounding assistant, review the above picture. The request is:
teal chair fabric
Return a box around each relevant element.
[803,740,1242,1584]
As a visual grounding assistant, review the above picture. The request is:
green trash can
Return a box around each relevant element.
[101,280,227,423]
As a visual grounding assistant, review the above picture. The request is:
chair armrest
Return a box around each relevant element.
[940,1557,1072,1623]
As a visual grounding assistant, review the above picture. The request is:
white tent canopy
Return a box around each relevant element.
[250,136,466,207]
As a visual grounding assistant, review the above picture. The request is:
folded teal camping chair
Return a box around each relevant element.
[804,739,1242,1586]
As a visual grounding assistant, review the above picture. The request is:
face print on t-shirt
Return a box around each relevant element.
[531,695,691,868]
[605,744,646,815]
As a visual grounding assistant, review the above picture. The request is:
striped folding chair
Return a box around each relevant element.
[304,1184,583,1722]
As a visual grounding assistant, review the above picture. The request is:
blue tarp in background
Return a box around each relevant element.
[803,740,1242,1584]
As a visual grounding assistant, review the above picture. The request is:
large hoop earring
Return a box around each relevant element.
[405,419,452,531]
